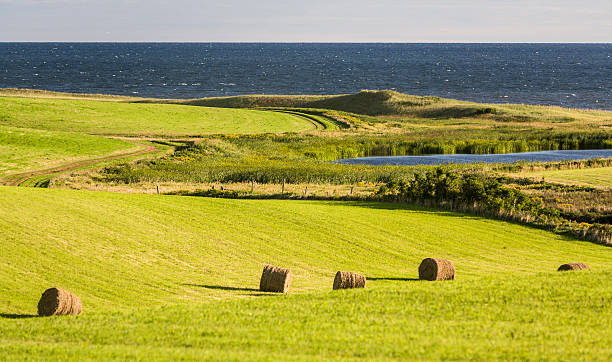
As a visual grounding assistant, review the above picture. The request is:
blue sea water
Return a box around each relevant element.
[1,43,611,109]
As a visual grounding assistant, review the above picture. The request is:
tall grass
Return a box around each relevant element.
[98,133,611,185]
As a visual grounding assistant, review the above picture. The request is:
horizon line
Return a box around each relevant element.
[1,41,611,44]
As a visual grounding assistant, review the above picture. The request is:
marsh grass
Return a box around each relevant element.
[93,132,610,187]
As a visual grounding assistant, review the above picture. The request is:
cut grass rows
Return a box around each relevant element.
[0,126,134,177]
[1,187,610,311]
[1,272,610,360]
[0,96,316,136]
[1,184,611,359]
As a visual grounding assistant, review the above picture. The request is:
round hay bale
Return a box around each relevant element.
[418,258,455,281]
[333,271,366,290]
[259,264,292,293]
[37,287,82,317]
[558,262,590,271]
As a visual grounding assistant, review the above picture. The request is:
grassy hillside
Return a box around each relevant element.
[0,96,316,136]
[0,188,610,359]
[169,90,441,116]
[6,88,610,130]
[161,89,612,125]
[1,88,610,359]
[517,166,612,188]
[0,125,134,177]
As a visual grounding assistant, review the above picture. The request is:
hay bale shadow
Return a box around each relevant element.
[182,284,260,292]
[0,313,39,319]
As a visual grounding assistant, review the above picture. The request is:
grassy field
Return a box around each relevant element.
[0,187,610,359]
[1,89,611,359]
[5,88,612,134]
[0,96,316,136]
[0,125,134,177]
[0,93,318,179]
[516,166,612,188]
[2,273,610,360]
[160,89,612,125]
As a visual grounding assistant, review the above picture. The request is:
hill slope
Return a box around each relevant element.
[163,90,612,125]
[173,90,443,116]
[2,187,610,310]
[0,187,610,359]
[0,96,316,136]
[0,126,135,177]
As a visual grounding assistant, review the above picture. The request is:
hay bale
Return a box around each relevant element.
[259,264,292,293]
[558,262,590,271]
[333,271,366,290]
[419,258,455,281]
[37,287,82,317]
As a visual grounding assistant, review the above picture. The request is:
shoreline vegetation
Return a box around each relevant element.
[2,87,611,245]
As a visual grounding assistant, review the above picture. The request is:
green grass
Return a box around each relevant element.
[93,132,610,187]
[519,167,612,188]
[158,89,612,126]
[168,89,440,116]
[0,125,134,176]
[16,140,172,188]
[0,96,316,136]
[0,89,610,359]
[2,273,610,360]
[0,87,146,101]
[0,187,610,359]
[7,88,611,132]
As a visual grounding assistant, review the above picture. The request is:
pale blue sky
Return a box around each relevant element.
[1,0,611,42]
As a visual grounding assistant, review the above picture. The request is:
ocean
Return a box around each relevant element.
[1,43,611,109]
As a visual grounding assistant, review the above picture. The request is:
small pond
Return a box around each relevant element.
[334,149,612,166]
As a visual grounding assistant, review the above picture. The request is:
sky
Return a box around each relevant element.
[1,0,611,42]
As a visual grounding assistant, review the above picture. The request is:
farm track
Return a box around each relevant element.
[0,140,160,187]
[272,110,340,130]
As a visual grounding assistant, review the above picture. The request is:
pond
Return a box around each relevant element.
[334,149,612,166]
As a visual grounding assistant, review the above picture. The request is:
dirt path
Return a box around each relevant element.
[0,141,160,187]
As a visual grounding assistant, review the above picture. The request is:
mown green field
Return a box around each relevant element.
[1,187,610,360]
[0,125,134,177]
[1,89,611,359]
[0,96,316,136]
[518,166,612,188]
